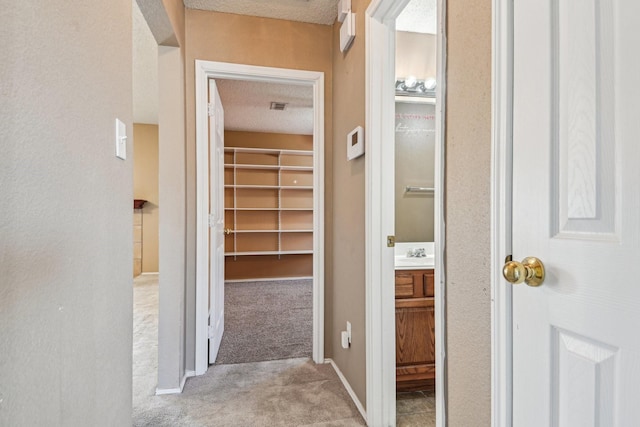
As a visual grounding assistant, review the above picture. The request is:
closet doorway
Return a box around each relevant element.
[194,61,325,376]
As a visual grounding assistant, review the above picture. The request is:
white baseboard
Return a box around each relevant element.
[225,276,312,283]
[155,370,195,395]
[325,358,367,423]
[140,272,159,275]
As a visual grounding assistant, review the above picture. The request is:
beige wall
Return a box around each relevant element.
[162,0,185,46]
[394,102,436,243]
[225,131,313,151]
[0,1,133,425]
[331,0,369,406]
[445,0,493,424]
[134,124,160,273]
[184,9,334,364]
[396,31,437,81]
[157,44,188,389]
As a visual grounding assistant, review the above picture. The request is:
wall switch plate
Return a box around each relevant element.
[346,321,352,344]
[115,118,127,160]
[339,11,355,53]
[337,0,351,22]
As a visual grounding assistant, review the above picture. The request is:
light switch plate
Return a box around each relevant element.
[115,118,127,160]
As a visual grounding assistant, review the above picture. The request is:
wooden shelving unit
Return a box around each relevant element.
[224,147,314,259]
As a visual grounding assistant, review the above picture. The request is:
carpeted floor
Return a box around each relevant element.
[132,275,364,427]
[216,279,313,364]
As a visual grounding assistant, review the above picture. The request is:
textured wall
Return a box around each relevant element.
[184,9,334,365]
[330,0,370,407]
[133,124,160,273]
[157,45,188,390]
[445,0,493,424]
[0,0,133,425]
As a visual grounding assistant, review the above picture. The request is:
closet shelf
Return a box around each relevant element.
[225,185,313,190]
[224,147,312,156]
[225,207,313,211]
[225,250,314,256]
[225,145,314,258]
[228,229,313,234]
[225,163,313,171]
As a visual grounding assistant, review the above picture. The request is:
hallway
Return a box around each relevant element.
[132,275,365,426]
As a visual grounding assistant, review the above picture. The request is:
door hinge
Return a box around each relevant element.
[387,235,395,247]
[208,324,214,339]
[207,103,215,117]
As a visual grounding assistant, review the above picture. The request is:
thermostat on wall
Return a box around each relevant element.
[347,126,364,160]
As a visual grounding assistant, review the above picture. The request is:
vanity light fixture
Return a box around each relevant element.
[395,77,437,98]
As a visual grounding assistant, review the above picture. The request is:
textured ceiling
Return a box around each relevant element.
[396,0,437,34]
[215,80,313,135]
[133,1,158,124]
[183,0,338,25]
[132,0,434,127]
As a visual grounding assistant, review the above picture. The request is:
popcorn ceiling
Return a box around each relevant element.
[184,0,339,26]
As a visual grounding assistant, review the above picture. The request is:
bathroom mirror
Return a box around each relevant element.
[394,100,435,242]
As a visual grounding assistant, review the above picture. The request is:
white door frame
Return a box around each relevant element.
[365,0,447,425]
[194,60,325,375]
[491,0,514,425]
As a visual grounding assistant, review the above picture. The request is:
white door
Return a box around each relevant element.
[512,0,640,425]
[208,79,225,364]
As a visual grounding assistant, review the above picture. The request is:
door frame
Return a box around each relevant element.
[491,0,514,425]
[364,0,447,425]
[194,60,325,375]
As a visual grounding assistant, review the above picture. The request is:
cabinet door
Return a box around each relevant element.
[395,272,416,298]
[395,299,435,366]
[423,270,434,297]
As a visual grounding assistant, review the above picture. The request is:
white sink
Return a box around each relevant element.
[394,242,435,270]
[394,255,434,270]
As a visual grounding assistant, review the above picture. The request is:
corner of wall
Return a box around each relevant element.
[329,0,371,408]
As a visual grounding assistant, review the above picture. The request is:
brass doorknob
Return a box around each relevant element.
[224,228,233,235]
[503,256,545,287]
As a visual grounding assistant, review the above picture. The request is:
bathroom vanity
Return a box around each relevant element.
[395,243,435,391]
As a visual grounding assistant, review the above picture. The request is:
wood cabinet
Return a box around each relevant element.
[395,269,435,391]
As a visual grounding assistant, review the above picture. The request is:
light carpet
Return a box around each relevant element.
[132,275,365,427]
[215,279,313,365]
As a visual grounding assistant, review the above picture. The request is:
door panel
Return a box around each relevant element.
[208,79,225,364]
[513,0,640,424]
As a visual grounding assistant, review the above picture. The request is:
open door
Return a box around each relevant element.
[511,0,640,424]
[208,79,225,364]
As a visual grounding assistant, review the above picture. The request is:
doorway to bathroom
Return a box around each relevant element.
[393,3,439,425]
[365,0,445,425]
